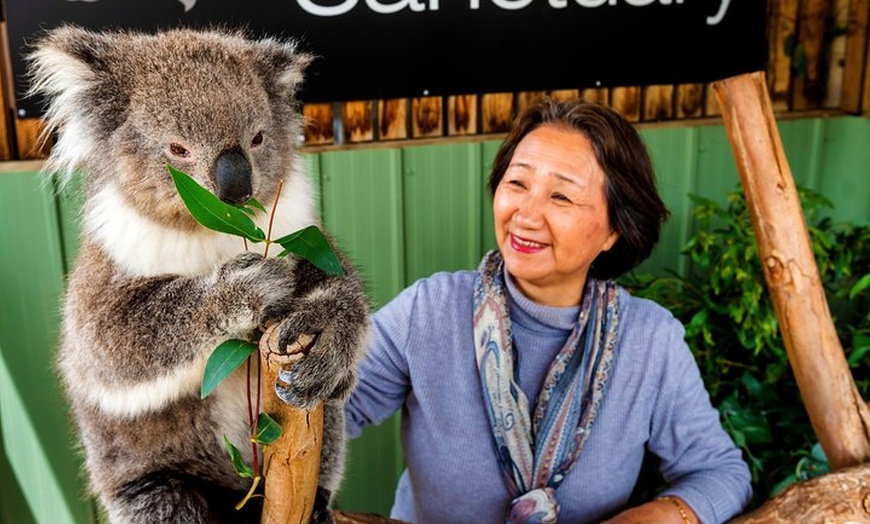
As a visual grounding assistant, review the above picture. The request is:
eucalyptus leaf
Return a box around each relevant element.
[273,225,344,276]
[201,339,257,398]
[168,165,266,242]
[222,435,253,478]
[253,413,282,445]
[246,198,267,214]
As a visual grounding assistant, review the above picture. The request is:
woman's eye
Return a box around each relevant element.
[553,193,572,203]
[169,143,190,158]
[251,131,264,147]
[507,179,525,188]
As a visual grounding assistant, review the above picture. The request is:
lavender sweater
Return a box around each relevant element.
[345,270,752,523]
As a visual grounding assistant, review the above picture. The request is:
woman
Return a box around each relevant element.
[345,99,751,523]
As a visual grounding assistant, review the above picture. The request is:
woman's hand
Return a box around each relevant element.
[599,497,699,524]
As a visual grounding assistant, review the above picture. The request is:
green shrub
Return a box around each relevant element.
[622,185,869,509]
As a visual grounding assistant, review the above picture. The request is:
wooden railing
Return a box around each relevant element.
[1,0,869,158]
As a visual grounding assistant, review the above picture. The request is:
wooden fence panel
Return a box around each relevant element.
[379,99,408,141]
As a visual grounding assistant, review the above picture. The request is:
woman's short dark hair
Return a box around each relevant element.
[488,98,670,280]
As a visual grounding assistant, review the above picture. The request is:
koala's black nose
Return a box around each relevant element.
[214,147,253,205]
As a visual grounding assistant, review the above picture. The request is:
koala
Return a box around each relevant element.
[27,26,369,524]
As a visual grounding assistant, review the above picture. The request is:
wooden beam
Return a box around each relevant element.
[642,85,674,122]
[303,104,334,146]
[411,97,443,138]
[378,99,408,141]
[676,83,705,119]
[342,101,374,143]
[481,93,513,134]
[767,0,800,112]
[840,0,869,112]
[712,71,870,471]
[611,87,641,122]
[447,95,477,136]
[791,0,832,110]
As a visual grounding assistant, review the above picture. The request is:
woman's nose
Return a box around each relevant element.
[513,193,544,228]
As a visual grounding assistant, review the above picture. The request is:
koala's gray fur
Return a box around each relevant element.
[28,25,369,524]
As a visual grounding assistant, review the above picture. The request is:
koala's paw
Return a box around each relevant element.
[216,252,296,329]
[272,288,367,408]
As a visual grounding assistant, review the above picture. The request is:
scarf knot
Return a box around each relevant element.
[508,487,558,524]
[473,250,620,523]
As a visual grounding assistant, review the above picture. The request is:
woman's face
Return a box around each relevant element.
[493,124,618,307]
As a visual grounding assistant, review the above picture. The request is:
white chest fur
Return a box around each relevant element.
[84,172,317,278]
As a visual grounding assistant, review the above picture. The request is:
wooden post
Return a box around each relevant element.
[711,71,870,471]
[259,324,324,524]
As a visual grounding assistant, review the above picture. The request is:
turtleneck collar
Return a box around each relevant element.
[504,267,580,332]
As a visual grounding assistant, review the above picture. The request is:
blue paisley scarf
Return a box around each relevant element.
[472,250,620,524]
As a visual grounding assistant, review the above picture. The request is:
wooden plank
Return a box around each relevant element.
[610,86,641,122]
[517,90,582,115]
[580,87,610,106]
[342,101,374,143]
[841,0,869,112]
[481,93,513,134]
[303,103,334,146]
[823,0,850,107]
[15,119,50,160]
[642,84,674,122]
[411,97,443,138]
[549,89,580,101]
[704,84,722,116]
[378,99,408,141]
[0,22,16,161]
[516,91,547,116]
[767,0,800,111]
[792,0,832,111]
[676,83,705,119]
[448,95,477,136]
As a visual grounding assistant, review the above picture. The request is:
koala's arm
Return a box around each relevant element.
[274,250,370,408]
[65,247,295,387]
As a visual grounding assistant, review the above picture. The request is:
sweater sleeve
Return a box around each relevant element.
[344,281,417,440]
[648,317,753,524]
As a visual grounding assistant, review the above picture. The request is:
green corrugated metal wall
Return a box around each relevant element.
[1,116,868,522]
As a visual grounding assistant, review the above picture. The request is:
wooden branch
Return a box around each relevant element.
[259,324,324,524]
[728,462,870,523]
[712,71,870,471]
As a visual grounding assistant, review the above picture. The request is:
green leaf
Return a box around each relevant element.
[222,435,254,478]
[273,225,344,275]
[246,198,267,214]
[168,165,266,242]
[849,273,870,300]
[201,339,257,398]
[253,413,283,445]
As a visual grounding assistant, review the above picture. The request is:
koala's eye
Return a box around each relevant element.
[251,131,264,147]
[169,143,191,158]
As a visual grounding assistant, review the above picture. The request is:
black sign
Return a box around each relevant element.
[6,0,767,117]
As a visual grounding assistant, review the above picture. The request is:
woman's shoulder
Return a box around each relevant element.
[378,269,476,316]
[616,286,681,328]
[614,285,688,360]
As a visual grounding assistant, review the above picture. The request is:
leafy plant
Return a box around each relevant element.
[168,165,343,508]
[622,185,868,509]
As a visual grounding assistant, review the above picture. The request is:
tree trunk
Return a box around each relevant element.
[711,71,870,471]
[259,324,324,524]
[728,462,870,523]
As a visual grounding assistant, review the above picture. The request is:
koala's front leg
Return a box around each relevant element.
[273,253,369,408]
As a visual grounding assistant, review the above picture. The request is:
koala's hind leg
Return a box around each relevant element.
[107,470,260,524]
[308,400,347,524]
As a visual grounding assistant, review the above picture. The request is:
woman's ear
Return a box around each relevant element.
[602,230,619,252]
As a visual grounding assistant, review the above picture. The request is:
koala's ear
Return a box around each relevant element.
[249,38,314,100]
[26,25,123,184]
[27,25,117,103]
